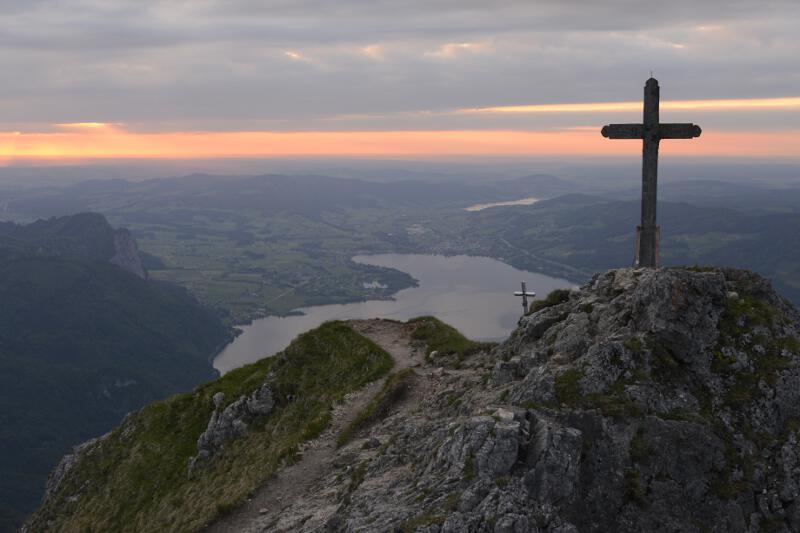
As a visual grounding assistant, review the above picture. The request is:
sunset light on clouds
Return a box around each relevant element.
[2,127,798,161]
[0,0,799,161]
[3,93,799,160]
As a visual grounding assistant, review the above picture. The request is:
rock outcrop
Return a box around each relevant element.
[110,228,147,279]
[188,381,276,472]
[258,267,800,532]
[0,212,147,278]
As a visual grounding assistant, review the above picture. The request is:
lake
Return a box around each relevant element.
[213,254,576,373]
[464,197,539,211]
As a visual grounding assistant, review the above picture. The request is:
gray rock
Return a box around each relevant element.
[36,267,800,532]
[189,379,275,471]
[109,228,147,279]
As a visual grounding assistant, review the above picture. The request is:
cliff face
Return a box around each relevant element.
[110,228,146,279]
[28,268,800,533]
[0,212,146,278]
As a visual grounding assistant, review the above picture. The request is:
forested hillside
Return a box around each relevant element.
[0,214,231,532]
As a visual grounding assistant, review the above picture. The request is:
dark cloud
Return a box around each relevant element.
[0,0,797,130]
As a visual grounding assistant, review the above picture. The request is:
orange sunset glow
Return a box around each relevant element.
[3,94,799,161]
[1,126,799,161]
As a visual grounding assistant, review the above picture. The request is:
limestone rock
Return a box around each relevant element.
[188,379,275,471]
[110,228,147,279]
[278,268,800,532]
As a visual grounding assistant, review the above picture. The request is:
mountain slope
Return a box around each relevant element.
[26,321,392,533]
[29,267,800,532]
[0,214,231,532]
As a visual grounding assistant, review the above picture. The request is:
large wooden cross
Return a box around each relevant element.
[601,78,701,268]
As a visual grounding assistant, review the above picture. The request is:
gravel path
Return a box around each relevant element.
[202,319,423,533]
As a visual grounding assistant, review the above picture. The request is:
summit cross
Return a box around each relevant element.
[601,78,702,268]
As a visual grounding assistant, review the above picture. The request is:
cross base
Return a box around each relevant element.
[633,226,660,268]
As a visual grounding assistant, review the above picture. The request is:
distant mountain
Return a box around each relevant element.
[0,214,231,532]
[444,194,800,304]
[0,212,146,278]
[488,173,580,198]
[608,180,800,215]
[2,172,580,221]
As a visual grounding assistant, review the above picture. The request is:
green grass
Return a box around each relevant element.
[526,288,572,315]
[409,316,493,361]
[629,426,651,464]
[399,511,445,532]
[27,321,393,533]
[554,369,641,418]
[336,368,415,448]
[713,295,795,407]
[623,468,647,508]
[554,367,584,404]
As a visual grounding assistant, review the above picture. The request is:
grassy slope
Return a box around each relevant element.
[408,316,495,361]
[27,321,393,533]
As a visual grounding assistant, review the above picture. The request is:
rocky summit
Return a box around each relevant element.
[30,267,800,532]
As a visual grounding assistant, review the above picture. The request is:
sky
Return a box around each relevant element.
[1,0,799,160]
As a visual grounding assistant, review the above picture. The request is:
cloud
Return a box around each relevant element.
[462,97,800,114]
[425,41,490,59]
[0,0,797,137]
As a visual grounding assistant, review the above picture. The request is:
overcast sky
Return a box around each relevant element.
[0,0,798,158]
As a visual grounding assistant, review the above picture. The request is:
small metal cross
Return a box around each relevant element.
[514,281,536,315]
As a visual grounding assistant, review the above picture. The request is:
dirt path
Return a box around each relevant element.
[202,319,422,533]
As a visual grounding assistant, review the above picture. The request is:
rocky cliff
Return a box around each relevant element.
[28,267,800,532]
[0,212,146,278]
[109,227,147,279]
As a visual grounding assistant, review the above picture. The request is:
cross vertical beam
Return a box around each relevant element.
[601,78,702,268]
[640,78,660,267]
[514,281,536,315]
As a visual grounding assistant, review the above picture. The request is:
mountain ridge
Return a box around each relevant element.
[27,266,800,532]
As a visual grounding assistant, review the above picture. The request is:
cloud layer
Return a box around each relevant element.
[0,1,798,140]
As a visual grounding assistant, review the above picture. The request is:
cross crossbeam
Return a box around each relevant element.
[601,78,702,268]
[601,123,701,140]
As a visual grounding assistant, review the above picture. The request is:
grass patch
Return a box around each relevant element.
[341,460,369,504]
[554,367,584,405]
[464,453,476,481]
[658,409,708,425]
[629,426,651,464]
[399,511,445,533]
[623,468,648,508]
[409,316,493,361]
[713,295,795,408]
[27,321,393,533]
[555,369,641,418]
[336,368,415,448]
[526,288,572,315]
[624,336,644,354]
